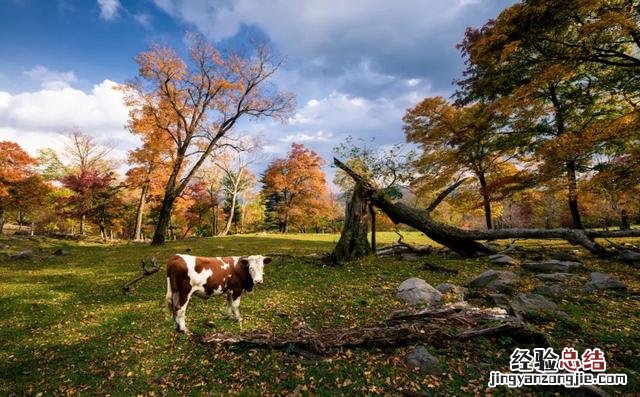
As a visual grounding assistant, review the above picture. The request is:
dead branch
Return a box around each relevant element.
[394,230,433,253]
[377,231,434,257]
[201,304,547,352]
[122,257,159,292]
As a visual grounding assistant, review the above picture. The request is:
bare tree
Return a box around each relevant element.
[63,127,113,174]
[215,140,258,236]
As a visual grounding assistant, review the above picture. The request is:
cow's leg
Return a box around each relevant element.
[165,277,173,314]
[231,293,242,323]
[222,292,233,319]
[173,288,193,334]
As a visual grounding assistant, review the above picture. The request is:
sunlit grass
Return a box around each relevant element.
[0,233,638,395]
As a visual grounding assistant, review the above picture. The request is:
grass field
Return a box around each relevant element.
[1,232,639,396]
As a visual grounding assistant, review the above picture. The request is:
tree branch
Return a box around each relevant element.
[426,177,469,213]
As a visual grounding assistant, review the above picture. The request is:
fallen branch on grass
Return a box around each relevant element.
[201,304,547,352]
[122,257,159,292]
[377,231,434,257]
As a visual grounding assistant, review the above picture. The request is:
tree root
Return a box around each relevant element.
[201,304,548,352]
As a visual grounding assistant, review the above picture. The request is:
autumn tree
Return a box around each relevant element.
[122,34,294,245]
[126,116,174,241]
[262,143,331,233]
[0,142,38,233]
[457,4,639,229]
[403,98,522,229]
[182,181,214,237]
[5,175,51,232]
[196,164,224,236]
[62,171,121,238]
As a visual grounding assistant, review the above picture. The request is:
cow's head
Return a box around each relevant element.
[241,255,272,284]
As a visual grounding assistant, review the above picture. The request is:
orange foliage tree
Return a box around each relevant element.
[126,113,175,241]
[403,98,523,229]
[122,34,294,245]
[262,143,333,233]
[0,141,37,233]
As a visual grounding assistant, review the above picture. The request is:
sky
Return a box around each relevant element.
[0,0,515,182]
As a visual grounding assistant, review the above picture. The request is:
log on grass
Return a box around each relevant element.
[201,304,547,352]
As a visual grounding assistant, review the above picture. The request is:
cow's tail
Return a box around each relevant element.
[165,263,173,315]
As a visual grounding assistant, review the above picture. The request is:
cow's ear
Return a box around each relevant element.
[263,256,272,265]
[240,258,250,268]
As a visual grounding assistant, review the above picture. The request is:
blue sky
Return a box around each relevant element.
[0,0,515,179]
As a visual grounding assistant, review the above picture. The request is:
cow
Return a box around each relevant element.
[165,254,272,334]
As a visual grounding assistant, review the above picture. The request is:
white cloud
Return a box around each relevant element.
[133,13,152,29]
[151,0,512,82]
[279,131,334,143]
[0,79,135,163]
[23,65,77,90]
[97,0,120,20]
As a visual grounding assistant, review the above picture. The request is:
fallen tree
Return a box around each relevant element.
[201,304,547,352]
[333,157,640,260]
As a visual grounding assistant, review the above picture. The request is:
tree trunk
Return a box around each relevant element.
[220,193,237,236]
[0,208,4,234]
[282,212,289,233]
[212,204,218,236]
[330,181,372,265]
[134,182,149,241]
[80,214,85,236]
[621,209,630,230]
[477,172,492,229]
[566,161,583,229]
[369,202,377,254]
[152,193,176,245]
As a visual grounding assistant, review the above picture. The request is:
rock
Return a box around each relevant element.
[488,293,510,308]
[467,270,519,293]
[372,286,384,295]
[618,249,640,265]
[7,249,33,260]
[582,272,627,292]
[404,346,442,375]
[205,320,216,328]
[551,250,581,262]
[522,259,582,273]
[396,277,442,306]
[533,283,563,298]
[400,253,422,262]
[535,273,578,282]
[488,254,519,266]
[510,293,558,319]
[53,248,69,256]
[435,283,466,302]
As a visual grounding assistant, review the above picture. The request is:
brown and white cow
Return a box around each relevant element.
[165,254,271,333]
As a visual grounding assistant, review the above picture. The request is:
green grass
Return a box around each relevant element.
[0,232,638,395]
